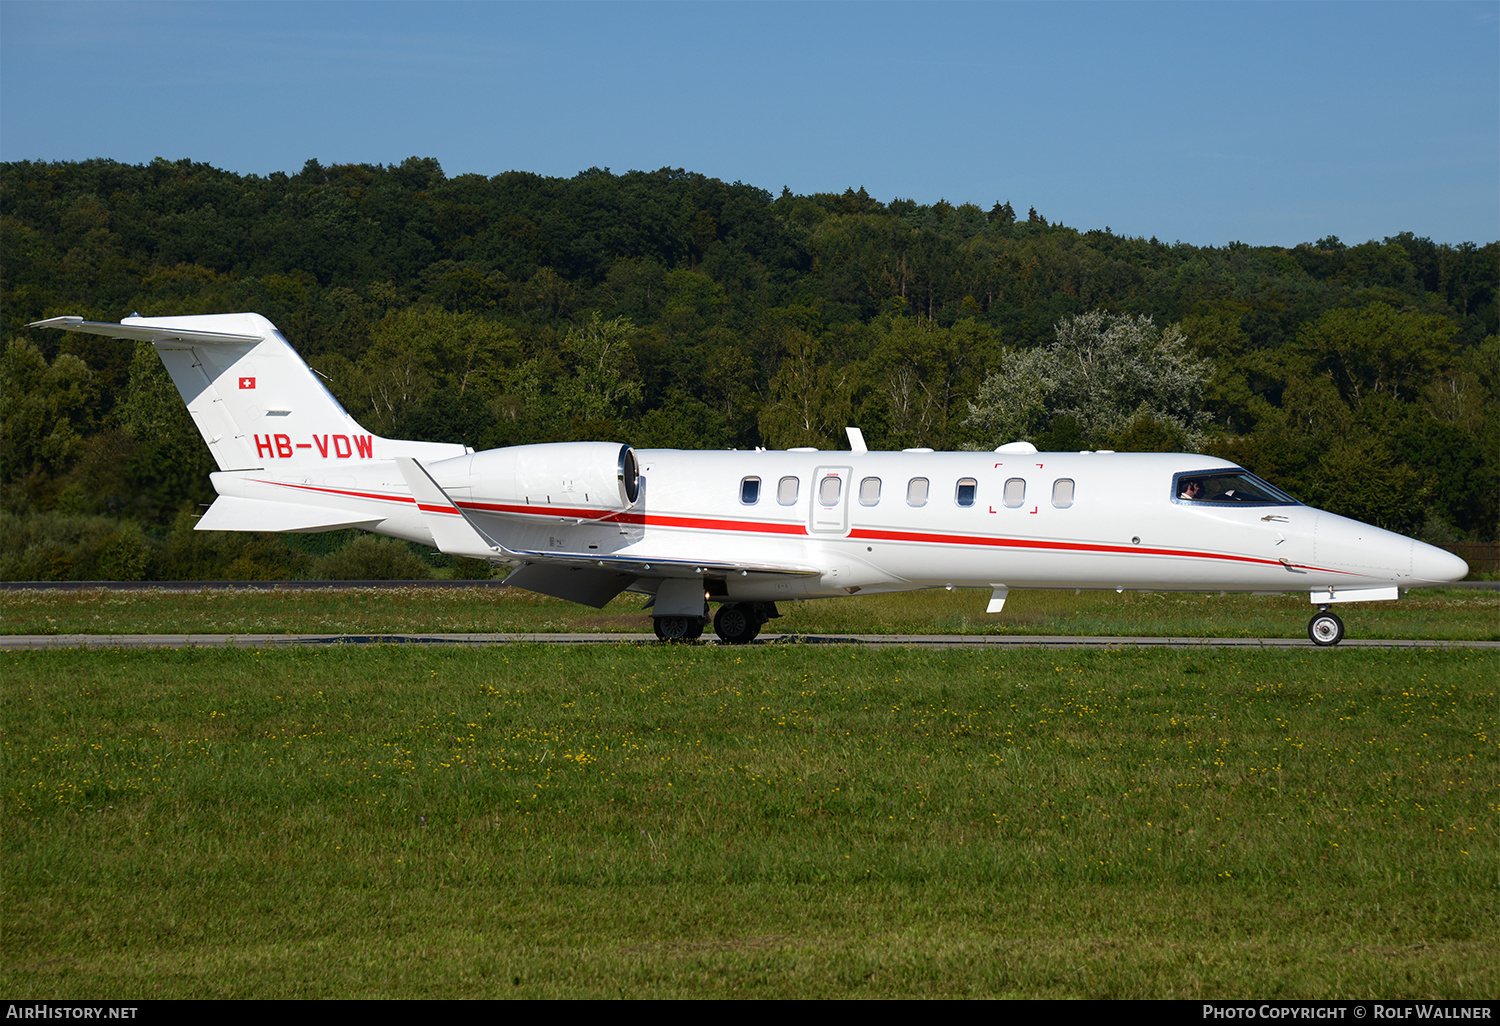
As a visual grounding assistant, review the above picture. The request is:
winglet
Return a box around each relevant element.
[394,456,498,560]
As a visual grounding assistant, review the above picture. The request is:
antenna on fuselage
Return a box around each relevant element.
[846,427,868,454]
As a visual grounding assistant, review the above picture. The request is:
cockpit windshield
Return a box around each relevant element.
[1173,469,1300,506]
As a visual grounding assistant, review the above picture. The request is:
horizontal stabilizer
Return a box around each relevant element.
[29,316,263,346]
[196,496,382,533]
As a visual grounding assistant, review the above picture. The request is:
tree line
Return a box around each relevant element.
[2,156,1494,579]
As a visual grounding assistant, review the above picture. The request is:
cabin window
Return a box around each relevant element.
[740,476,761,505]
[859,477,882,506]
[1052,478,1075,508]
[907,477,929,507]
[955,478,978,507]
[1003,478,1026,508]
[777,476,800,505]
[819,475,843,506]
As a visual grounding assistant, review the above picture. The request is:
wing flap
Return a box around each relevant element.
[502,547,822,579]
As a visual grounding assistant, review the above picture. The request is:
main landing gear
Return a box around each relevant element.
[651,602,777,644]
[713,602,778,644]
[652,615,704,642]
[712,603,760,644]
[1308,607,1345,647]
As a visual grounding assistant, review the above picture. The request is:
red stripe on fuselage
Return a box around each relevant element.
[638,512,804,534]
[256,479,415,505]
[454,498,643,523]
[845,525,1345,573]
[258,479,1352,575]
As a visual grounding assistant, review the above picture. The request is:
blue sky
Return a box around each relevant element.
[3,1,1495,247]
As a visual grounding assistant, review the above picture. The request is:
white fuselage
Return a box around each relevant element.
[209,446,1466,604]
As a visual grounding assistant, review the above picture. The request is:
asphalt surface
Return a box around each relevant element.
[5,580,1496,591]
[3,632,1496,651]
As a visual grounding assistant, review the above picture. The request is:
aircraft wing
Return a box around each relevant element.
[393,456,820,606]
[498,552,821,609]
[30,316,266,346]
[495,539,822,579]
[494,547,822,609]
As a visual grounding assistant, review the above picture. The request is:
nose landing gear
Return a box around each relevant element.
[1308,607,1345,647]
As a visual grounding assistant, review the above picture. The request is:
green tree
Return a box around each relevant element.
[344,308,520,437]
[1309,438,1427,536]
[866,315,1002,449]
[1298,302,1459,409]
[757,325,853,450]
[965,311,1211,449]
[551,312,644,427]
[962,346,1051,446]
[0,339,100,509]
[1048,311,1209,442]
[315,534,433,580]
[114,341,217,520]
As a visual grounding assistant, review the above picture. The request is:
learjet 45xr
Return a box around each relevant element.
[31,313,1469,645]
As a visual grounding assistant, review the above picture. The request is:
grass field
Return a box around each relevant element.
[3,584,1498,641]
[3,642,1495,998]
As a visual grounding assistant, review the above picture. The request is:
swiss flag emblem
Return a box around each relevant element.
[239,377,255,389]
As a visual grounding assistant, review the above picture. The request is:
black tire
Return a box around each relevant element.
[714,603,760,644]
[1308,611,1345,646]
[654,616,693,642]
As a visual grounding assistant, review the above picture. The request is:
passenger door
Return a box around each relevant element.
[808,465,853,536]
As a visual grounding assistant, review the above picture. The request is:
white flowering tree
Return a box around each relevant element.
[965,311,1211,449]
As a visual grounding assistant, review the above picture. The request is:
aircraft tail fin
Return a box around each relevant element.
[29,314,466,471]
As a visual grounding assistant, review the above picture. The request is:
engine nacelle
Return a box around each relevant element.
[440,442,639,511]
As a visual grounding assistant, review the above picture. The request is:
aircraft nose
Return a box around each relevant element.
[1411,542,1468,583]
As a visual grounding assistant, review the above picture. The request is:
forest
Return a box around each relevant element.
[2,156,1495,580]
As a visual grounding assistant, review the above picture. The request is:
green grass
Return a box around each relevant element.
[4,644,1495,998]
[3,584,1497,640]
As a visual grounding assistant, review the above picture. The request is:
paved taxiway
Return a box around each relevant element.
[3,633,1496,651]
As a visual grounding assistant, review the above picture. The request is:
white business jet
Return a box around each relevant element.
[31,313,1468,645]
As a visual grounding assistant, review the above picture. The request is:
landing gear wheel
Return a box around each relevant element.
[714,603,761,644]
[1308,611,1345,647]
[685,618,705,641]
[654,616,693,642]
